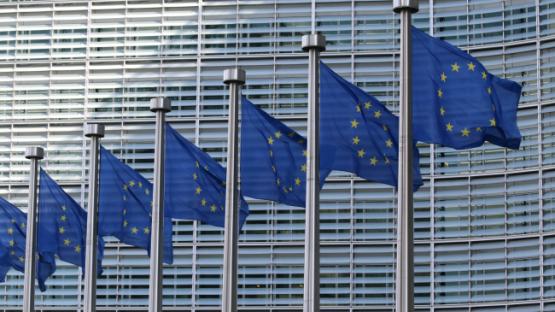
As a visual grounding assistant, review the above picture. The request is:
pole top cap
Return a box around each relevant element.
[25,146,44,160]
[150,97,171,113]
[84,123,105,138]
[223,68,246,85]
[302,34,326,52]
[393,0,419,13]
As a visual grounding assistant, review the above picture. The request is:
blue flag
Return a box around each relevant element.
[0,197,27,283]
[320,61,423,189]
[165,124,249,228]
[38,169,104,291]
[98,146,173,264]
[412,26,522,149]
[241,96,331,207]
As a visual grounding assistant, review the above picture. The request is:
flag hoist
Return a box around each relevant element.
[83,123,105,312]
[22,146,44,312]
[221,68,245,312]
[148,97,171,312]
[393,1,418,312]
[301,33,325,312]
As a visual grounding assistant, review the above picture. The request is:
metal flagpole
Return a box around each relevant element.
[148,97,171,312]
[393,1,418,312]
[301,33,325,312]
[83,123,105,312]
[221,67,245,312]
[22,146,44,312]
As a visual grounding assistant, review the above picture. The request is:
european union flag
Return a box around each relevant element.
[37,169,104,291]
[320,61,423,189]
[412,26,522,149]
[240,96,331,207]
[98,146,173,264]
[165,124,249,228]
[0,196,27,282]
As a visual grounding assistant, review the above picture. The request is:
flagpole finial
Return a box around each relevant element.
[84,123,105,138]
[150,97,171,113]
[25,146,44,160]
[223,68,245,85]
[301,33,326,52]
[393,0,419,13]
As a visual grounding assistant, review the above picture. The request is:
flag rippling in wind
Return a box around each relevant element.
[320,61,423,189]
[412,26,522,149]
[165,124,249,228]
[241,96,331,207]
[98,146,173,264]
[38,169,104,291]
[0,197,26,284]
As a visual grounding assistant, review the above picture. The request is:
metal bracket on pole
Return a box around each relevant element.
[301,32,325,312]
[221,67,245,312]
[23,146,44,312]
[148,97,171,312]
[83,123,105,312]
[393,1,418,312]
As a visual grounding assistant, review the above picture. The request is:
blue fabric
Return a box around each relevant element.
[98,146,173,264]
[240,96,332,207]
[412,26,522,149]
[0,197,27,284]
[165,124,249,228]
[320,61,423,190]
[38,169,104,291]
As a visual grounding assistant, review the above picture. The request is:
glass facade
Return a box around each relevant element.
[0,0,553,311]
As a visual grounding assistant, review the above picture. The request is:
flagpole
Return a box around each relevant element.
[301,33,325,312]
[221,67,245,312]
[83,123,105,312]
[393,1,418,312]
[148,97,171,312]
[22,146,44,312]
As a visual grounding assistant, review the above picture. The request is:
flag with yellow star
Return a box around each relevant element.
[98,146,173,264]
[412,26,522,149]
[0,196,28,284]
[165,124,249,228]
[240,96,332,207]
[320,61,423,189]
[37,169,104,291]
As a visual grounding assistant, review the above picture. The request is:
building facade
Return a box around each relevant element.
[0,0,553,311]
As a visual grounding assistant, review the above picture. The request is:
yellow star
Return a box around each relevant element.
[20,223,25,229]
[482,71,487,80]
[195,161,200,168]
[288,186,293,192]
[123,195,127,201]
[267,136,274,145]
[461,128,470,137]
[131,227,138,234]
[352,136,360,145]
[60,215,67,222]
[11,219,15,224]
[193,173,198,180]
[269,150,273,157]
[282,186,288,194]
[195,186,202,195]
[9,240,14,247]
[275,131,282,139]
[59,227,65,234]
[383,125,388,132]
[487,87,492,94]
[357,149,365,158]
[467,62,476,71]
[384,156,390,164]
[476,127,482,132]
[74,245,81,253]
[276,178,280,186]
[271,165,276,172]
[61,205,67,211]
[19,256,24,263]
[123,209,128,216]
[355,105,361,112]
[201,198,207,206]
[370,156,378,166]
[210,204,217,212]
[351,120,359,128]
[122,184,128,191]
[440,72,447,82]
[144,227,150,234]
[451,63,460,72]
[437,89,443,98]
[138,181,143,188]
[365,102,372,110]
[129,180,135,187]
[10,250,14,255]
[301,164,307,172]
[303,150,307,157]
[385,139,393,148]
[374,110,382,118]
[295,177,301,186]
[145,188,150,195]
[490,118,496,126]
[64,239,71,246]
[446,122,454,132]
[7,228,13,235]
[123,220,128,227]
[440,106,446,116]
